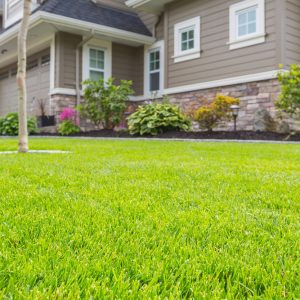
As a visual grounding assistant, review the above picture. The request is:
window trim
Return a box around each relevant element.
[144,40,164,98]
[82,39,112,83]
[173,16,201,63]
[228,0,265,50]
[149,48,161,92]
[4,0,40,28]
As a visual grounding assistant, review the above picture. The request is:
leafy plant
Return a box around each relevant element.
[195,94,240,131]
[276,64,300,117]
[0,112,38,136]
[80,77,133,129]
[58,108,80,136]
[128,102,191,136]
[58,120,80,136]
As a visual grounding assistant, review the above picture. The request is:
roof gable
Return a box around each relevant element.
[39,0,152,36]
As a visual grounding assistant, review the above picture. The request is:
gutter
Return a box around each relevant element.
[0,11,155,46]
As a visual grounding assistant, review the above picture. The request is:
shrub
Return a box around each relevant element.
[276,64,300,117]
[127,102,191,136]
[80,77,133,129]
[58,120,80,136]
[58,108,80,136]
[194,94,240,131]
[0,112,38,136]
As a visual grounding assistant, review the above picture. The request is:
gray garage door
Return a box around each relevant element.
[0,50,50,117]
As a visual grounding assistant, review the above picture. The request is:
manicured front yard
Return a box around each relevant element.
[0,138,299,299]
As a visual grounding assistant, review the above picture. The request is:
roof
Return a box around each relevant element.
[39,0,152,36]
[0,0,152,37]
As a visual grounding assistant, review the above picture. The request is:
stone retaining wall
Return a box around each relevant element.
[48,79,300,133]
[168,79,300,132]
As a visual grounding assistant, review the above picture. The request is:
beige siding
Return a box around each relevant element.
[156,14,165,40]
[285,0,300,65]
[0,49,50,117]
[112,43,144,95]
[55,32,82,89]
[165,0,277,88]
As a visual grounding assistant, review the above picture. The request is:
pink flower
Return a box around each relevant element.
[60,108,76,122]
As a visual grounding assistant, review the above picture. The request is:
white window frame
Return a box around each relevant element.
[144,40,164,98]
[4,0,40,28]
[82,39,112,83]
[88,48,105,81]
[228,0,265,50]
[173,16,201,63]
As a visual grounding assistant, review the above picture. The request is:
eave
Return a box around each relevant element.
[0,10,155,47]
[125,0,174,14]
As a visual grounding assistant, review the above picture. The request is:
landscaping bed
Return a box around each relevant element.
[34,130,300,141]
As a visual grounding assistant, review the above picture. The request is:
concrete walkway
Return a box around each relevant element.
[0,150,70,155]
[1,136,299,144]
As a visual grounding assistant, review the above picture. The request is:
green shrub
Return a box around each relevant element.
[0,112,38,136]
[128,102,191,136]
[195,94,240,131]
[58,120,80,136]
[80,77,133,129]
[276,64,300,117]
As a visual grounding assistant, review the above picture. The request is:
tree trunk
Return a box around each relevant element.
[17,0,32,153]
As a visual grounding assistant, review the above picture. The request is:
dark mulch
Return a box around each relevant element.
[34,130,300,141]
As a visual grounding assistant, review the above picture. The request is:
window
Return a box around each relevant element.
[181,28,194,51]
[7,0,21,8]
[41,54,50,66]
[229,0,265,50]
[173,16,201,63]
[144,40,164,97]
[237,7,257,37]
[89,48,105,81]
[4,0,39,28]
[26,58,38,71]
[149,49,160,92]
[82,39,112,83]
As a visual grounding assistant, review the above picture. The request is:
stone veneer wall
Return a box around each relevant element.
[50,79,300,132]
[50,94,98,132]
[168,79,300,132]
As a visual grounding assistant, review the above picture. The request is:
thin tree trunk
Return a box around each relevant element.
[17,0,32,153]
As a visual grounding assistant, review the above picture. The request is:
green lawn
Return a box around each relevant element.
[0,138,299,299]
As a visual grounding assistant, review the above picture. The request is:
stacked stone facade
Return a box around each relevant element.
[49,79,300,133]
[169,79,300,132]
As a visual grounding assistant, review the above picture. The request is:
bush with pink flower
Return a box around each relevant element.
[58,108,80,136]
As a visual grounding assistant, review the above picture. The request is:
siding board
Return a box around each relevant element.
[165,0,277,88]
[285,0,300,65]
[112,43,144,95]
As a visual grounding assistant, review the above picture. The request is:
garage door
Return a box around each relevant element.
[0,50,50,117]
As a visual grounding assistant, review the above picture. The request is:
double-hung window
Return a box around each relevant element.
[229,0,265,50]
[149,49,160,92]
[89,48,105,81]
[173,16,201,63]
[82,39,112,83]
[145,40,164,97]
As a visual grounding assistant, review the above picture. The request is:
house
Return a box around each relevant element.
[0,0,299,131]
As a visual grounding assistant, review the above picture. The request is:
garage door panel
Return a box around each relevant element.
[0,57,50,117]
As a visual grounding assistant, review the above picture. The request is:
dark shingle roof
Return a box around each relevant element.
[39,0,152,36]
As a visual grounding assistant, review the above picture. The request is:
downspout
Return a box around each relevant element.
[153,13,163,39]
[76,30,94,123]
